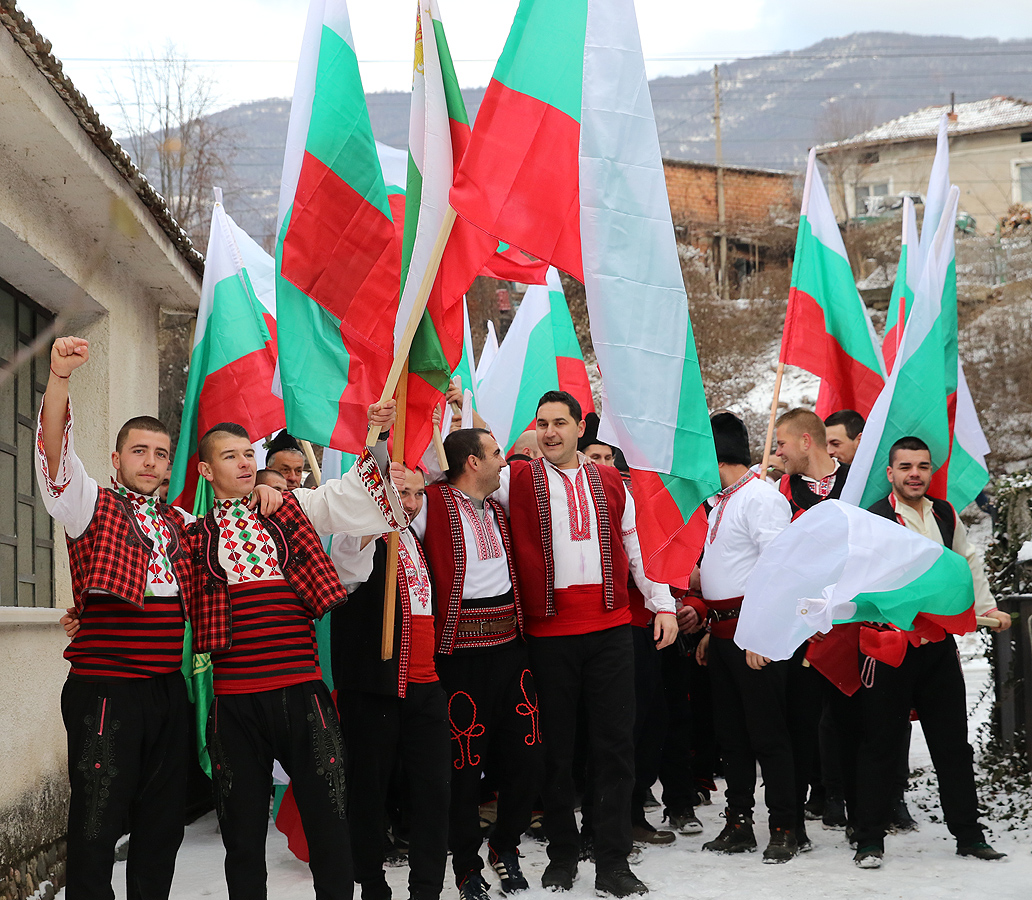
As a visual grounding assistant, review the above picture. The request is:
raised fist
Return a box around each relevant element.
[50,337,89,378]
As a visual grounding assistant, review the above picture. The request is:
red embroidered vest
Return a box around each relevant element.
[65,489,190,613]
[507,458,629,619]
[183,492,346,653]
[422,483,524,654]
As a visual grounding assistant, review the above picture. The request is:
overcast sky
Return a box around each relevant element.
[21,0,1032,128]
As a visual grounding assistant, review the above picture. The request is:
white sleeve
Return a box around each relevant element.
[34,398,99,540]
[490,465,511,514]
[409,502,428,541]
[328,533,376,590]
[621,487,675,614]
[952,516,996,615]
[747,489,792,554]
[293,448,408,537]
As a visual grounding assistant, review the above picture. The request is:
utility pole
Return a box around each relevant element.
[713,64,728,300]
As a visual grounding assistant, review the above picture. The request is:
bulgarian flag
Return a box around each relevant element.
[476,320,499,388]
[450,297,479,409]
[882,197,919,376]
[449,0,718,586]
[477,267,594,453]
[840,187,960,511]
[168,193,283,514]
[781,149,886,418]
[275,0,400,453]
[735,500,975,663]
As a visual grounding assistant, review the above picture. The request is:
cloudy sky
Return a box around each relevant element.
[21,0,1032,127]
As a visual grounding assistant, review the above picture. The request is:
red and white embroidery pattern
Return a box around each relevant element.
[805,472,837,498]
[455,494,504,561]
[214,498,282,583]
[398,537,431,611]
[111,479,176,585]
[708,470,757,544]
[556,468,591,542]
[36,408,74,498]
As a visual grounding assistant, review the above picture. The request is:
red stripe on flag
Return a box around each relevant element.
[556,355,595,419]
[196,349,284,441]
[882,322,901,375]
[274,782,310,863]
[404,372,448,470]
[451,80,583,282]
[928,391,958,500]
[627,470,707,591]
[781,287,884,418]
[281,151,400,350]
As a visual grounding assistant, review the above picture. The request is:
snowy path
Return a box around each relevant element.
[57,643,1030,900]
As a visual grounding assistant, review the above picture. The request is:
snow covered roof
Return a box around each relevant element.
[817,96,1032,153]
[0,0,204,277]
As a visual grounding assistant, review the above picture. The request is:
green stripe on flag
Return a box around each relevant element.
[945,441,989,511]
[431,18,468,126]
[306,25,392,221]
[401,156,424,292]
[493,0,587,123]
[549,289,582,360]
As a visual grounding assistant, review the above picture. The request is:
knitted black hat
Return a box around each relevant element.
[711,412,751,467]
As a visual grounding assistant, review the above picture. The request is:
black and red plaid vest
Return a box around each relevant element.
[422,483,524,654]
[183,491,346,653]
[65,488,190,613]
[507,458,629,619]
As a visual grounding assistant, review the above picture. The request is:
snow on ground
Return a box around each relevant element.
[56,649,1030,900]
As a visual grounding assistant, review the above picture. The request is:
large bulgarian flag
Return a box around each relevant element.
[840,186,961,511]
[781,148,886,418]
[449,0,719,586]
[275,0,400,453]
[168,193,283,514]
[477,267,594,452]
[882,116,990,510]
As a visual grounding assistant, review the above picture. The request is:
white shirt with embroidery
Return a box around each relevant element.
[410,487,511,600]
[700,476,791,602]
[34,398,192,597]
[329,530,432,616]
[494,458,674,614]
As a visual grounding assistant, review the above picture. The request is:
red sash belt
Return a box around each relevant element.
[525,585,631,637]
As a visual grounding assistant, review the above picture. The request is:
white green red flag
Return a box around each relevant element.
[477,267,594,453]
[841,186,961,511]
[275,0,400,454]
[476,320,499,388]
[882,198,919,376]
[168,194,283,514]
[449,0,719,587]
[781,148,886,418]
[735,500,975,661]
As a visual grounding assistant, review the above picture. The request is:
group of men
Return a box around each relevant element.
[39,332,1011,900]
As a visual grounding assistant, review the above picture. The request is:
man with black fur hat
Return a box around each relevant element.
[266,429,307,490]
[695,412,799,863]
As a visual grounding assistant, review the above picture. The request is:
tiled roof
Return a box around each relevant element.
[663,157,795,178]
[817,96,1032,152]
[0,0,204,277]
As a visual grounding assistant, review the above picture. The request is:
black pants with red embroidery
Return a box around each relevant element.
[435,639,544,883]
[207,680,352,900]
[853,636,984,851]
[339,682,451,900]
[527,625,637,872]
[62,671,188,900]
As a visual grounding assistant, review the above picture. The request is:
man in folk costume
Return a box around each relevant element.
[266,429,307,490]
[492,391,679,898]
[183,413,408,900]
[693,412,798,862]
[329,466,450,900]
[36,337,280,900]
[851,436,1010,869]
[410,428,543,900]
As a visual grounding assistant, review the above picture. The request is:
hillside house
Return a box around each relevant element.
[816,96,1032,235]
[0,3,201,894]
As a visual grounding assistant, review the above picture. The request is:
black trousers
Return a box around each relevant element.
[708,636,796,828]
[339,683,451,900]
[435,640,544,882]
[658,638,698,817]
[785,646,824,833]
[527,624,635,872]
[62,672,188,900]
[630,624,667,826]
[854,636,984,850]
[207,680,352,900]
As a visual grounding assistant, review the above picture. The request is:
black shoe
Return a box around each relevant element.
[804,786,826,821]
[957,841,1007,860]
[489,846,529,893]
[631,822,676,846]
[796,827,814,853]
[821,795,847,830]
[701,810,757,853]
[595,865,648,897]
[762,827,798,864]
[542,860,577,892]
[889,799,918,833]
[854,846,883,869]
[664,810,703,835]
[360,878,391,900]
[459,871,491,900]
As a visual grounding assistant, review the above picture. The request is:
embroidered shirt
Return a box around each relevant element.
[214,497,285,584]
[801,459,841,498]
[700,476,791,602]
[330,529,433,617]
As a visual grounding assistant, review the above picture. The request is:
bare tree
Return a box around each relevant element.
[814,98,879,224]
[109,43,237,247]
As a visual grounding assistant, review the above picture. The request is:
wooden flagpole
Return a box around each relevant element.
[366,206,458,448]
[759,361,785,478]
[299,440,322,486]
[381,361,408,660]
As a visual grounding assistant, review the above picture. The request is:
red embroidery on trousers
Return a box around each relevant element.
[515,669,541,746]
[448,690,485,769]
[558,469,591,542]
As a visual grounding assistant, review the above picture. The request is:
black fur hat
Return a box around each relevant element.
[711,412,751,467]
[266,429,302,456]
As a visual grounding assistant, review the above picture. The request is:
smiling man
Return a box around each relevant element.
[492,391,678,898]
[183,413,409,900]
